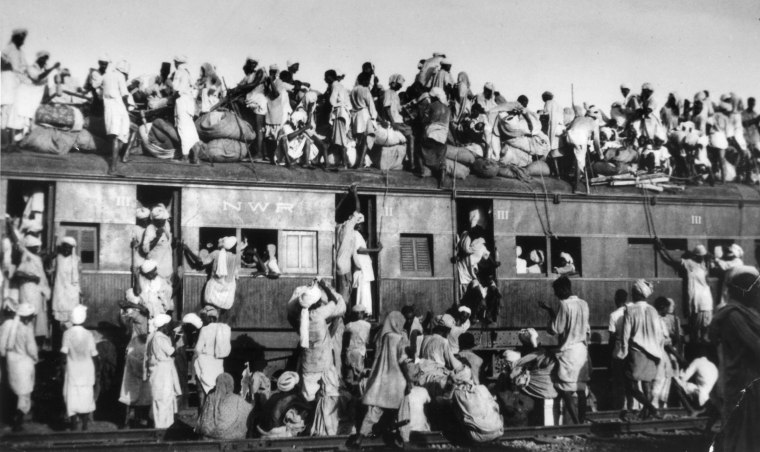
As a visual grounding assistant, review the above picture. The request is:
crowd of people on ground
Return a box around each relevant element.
[1,180,759,451]
[3,28,760,191]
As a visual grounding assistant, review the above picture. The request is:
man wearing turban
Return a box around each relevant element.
[616,279,664,421]
[0,302,38,431]
[141,204,174,283]
[184,236,247,310]
[146,313,182,428]
[61,305,98,430]
[52,237,81,326]
[193,305,231,410]
[8,220,51,339]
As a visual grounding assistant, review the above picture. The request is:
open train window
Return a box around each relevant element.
[5,180,55,250]
[400,234,433,277]
[281,231,317,274]
[516,236,547,275]
[551,236,581,276]
[59,223,99,269]
[136,185,175,210]
[241,228,279,271]
[198,227,235,257]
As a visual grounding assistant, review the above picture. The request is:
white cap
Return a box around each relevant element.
[153,313,172,328]
[71,305,87,325]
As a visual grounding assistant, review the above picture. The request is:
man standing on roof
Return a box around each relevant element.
[539,276,589,424]
[103,60,132,174]
[326,69,351,169]
[172,55,202,164]
[475,82,497,113]
[1,28,28,144]
[431,58,454,96]
[7,50,59,141]
[541,91,565,176]
[84,56,110,115]
[564,106,602,192]
[238,57,268,162]
[620,83,640,122]
[383,74,416,171]
[656,241,714,345]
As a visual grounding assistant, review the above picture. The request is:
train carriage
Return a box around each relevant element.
[2,152,759,375]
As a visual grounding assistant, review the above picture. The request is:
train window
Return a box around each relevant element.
[656,238,688,278]
[240,228,279,272]
[550,236,581,276]
[400,234,433,277]
[59,223,99,269]
[198,227,235,256]
[281,231,318,274]
[6,180,55,250]
[516,236,547,275]
[627,239,657,278]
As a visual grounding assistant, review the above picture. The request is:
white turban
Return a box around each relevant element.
[136,207,150,220]
[125,288,141,304]
[24,234,42,248]
[529,249,544,264]
[458,306,471,315]
[200,305,220,319]
[61,236,77,247]
[632,279,653,299]
[559,252,574,264]
[516,246,523,257]
[352,303,367,313]
[429,87,447,104]
[140,259,158,274]
[728,243,744,259]
[518,328,539,348]
[620,83,630,90]
[17,303,37,317]
[277,371,300,392]
[150,205,169,220]
[222,237,237,250]
[352,212,365,224]
[115,60,130,75]
[182,313,203,329]
[174,55,188,63]
[286,59,298,68]
[693,244,708,257]
[153,313,172,329]
[71,305,87,325]
[299,285,323,348]
[503,350,522,364]
[440,314,456,328]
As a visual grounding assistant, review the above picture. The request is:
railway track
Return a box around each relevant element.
[0,410,707,451]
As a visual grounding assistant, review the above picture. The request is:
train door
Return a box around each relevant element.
[335,192,379,317]
[5,179,56,251]
[136,185,182,310]
[454,197,495,295]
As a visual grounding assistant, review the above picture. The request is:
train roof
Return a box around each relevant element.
[3,151,760,205]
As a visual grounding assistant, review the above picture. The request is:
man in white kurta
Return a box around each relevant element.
[102,60,131,173]
[146,314,182,429]
[52,236,81,326]
[16,234,51,339]
[351,217,380,315]
[141,204,174,283]
[7,51,59,137]
[172,55,201,162]
[131,207,150,282]
[193,305,231,409]
[0,303,38,431]
[118,299,151,427]
[61,305,97,429]
[1,29,28,133]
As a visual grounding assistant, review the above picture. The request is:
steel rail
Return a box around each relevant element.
[1,415,710,451]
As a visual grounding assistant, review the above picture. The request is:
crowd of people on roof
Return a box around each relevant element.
[1,179,759,451]
[3,28,760,191]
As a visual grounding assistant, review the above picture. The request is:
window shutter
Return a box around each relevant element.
[400,234,433,276]
[415,237,431,271]
[400,236,416,272]
[59,224,98,269]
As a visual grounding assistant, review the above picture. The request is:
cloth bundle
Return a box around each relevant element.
[19,126,79,155]
[140,118,179,159]
[196,110,256,142]
[35,104,84,131]
[200,139,248,162]
[369,144,406,171]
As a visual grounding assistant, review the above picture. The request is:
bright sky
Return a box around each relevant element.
[2,0,759,110]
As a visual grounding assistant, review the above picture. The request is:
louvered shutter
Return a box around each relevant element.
[400,235,433,276]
